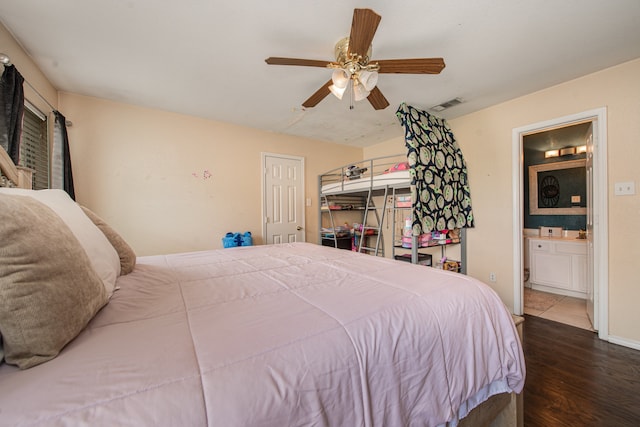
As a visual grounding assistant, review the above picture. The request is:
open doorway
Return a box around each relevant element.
[512,108,609,340]
[523,123,591,330]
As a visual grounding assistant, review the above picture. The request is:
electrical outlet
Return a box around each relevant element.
[489,272,496,282]
[614,181,635,196]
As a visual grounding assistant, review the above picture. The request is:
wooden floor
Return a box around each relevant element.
[523,314,640,426]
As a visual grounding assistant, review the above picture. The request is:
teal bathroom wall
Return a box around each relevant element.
[523,147,587,230]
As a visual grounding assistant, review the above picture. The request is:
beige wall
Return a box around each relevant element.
[59,93,362,256]
[365,58,640,344]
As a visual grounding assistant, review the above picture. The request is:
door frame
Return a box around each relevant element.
[511,107,609,340]
[261,152,306,243]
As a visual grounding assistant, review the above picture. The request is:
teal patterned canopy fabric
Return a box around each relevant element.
[396,103,474,234]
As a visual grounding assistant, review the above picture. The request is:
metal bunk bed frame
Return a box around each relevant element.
[318,154,467,272]
[318,154,407,258]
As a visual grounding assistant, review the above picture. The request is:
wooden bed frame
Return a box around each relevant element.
[0,146,523,426]
[460,315,524,427]
[0,145,32,189]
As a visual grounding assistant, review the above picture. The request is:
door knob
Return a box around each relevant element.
[296,226,303,231]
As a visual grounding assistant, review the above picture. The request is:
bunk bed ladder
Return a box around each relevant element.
[358,186,388,256]
[320,194,339,248]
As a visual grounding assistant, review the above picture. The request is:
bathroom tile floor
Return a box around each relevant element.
[523,287,594,331]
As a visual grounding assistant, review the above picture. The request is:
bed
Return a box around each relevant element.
[0,150,524,427]
[319,155,411,196]
[321,169,411,195]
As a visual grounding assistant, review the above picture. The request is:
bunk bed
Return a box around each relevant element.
[318,154,467,272]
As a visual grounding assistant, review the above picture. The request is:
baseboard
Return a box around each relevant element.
[530,283,586,299]
[607,334,640,351]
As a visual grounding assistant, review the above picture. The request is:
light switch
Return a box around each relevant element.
[305,197,312,207]
[614,181,635,196]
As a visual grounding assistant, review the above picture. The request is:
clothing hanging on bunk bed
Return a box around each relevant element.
[396,103,475,234]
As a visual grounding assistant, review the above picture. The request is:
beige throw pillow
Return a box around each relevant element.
[0,194,109,369]
[81,206,137,275]
[0,188,121,296]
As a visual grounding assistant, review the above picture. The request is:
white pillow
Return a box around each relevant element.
[0,188,120,296]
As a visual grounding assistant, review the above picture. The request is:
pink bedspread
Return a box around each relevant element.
[0,243,524,426]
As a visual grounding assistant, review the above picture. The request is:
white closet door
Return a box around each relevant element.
[263,154,305,244]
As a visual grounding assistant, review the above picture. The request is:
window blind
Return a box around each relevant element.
[20,105,49,190]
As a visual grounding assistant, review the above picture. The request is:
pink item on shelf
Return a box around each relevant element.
[384,162,410,174]
[395,195,412,208]
[402,233,432,248]
[420,233,432,246]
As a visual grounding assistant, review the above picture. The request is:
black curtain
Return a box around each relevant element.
[0,65,25,165]
[54,111,75,200]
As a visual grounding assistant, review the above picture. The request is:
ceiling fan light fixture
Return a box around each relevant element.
[329,84,347,100]
[265,9,445,110]
[353,82,370,102]
[358,70,378,91]
[331,69,351,89]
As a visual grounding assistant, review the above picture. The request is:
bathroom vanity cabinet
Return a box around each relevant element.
[528,237,587,298]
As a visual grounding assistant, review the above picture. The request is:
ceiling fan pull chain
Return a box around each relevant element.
[349,79,355,110]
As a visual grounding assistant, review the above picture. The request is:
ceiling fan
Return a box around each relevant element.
[265,8,445,110]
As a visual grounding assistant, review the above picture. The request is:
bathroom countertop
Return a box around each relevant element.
[526,236,587,242]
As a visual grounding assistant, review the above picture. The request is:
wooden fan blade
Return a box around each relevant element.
[375,58,446,74]
[302,80,333,108]
[367,87,390,110]
[348,9,381,58]
[265,57,332,68]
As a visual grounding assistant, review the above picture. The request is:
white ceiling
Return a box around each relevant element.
[1,0,639,147]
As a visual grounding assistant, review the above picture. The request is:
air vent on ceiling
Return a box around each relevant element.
[430,97,464,112]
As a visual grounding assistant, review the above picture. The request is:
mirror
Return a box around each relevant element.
[529,159,586,215]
